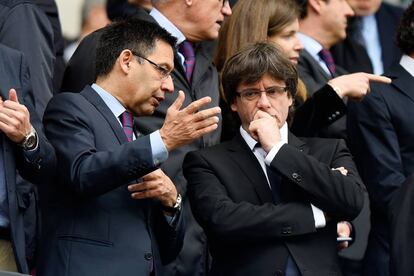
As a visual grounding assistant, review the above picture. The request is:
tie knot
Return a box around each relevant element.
[318,48,336,76]
[120,111,134,142]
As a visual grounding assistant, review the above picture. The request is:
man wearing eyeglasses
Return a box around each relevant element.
[183,43,364,275]
[39,19,221,276]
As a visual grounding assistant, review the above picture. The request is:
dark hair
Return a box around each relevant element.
[396,1,414,55]
[295,0,308,19]
[95,18,177,78]
[221,42,298,104]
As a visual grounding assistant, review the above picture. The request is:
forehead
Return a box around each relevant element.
[146,40,174,69]
[238,74,285,89]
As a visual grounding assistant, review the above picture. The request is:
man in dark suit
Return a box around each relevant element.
[60,1,232,275]
[347,3,414,275]
[184,43,364,276]
[40,19,221,276]
[0,44,55,273]
[295,0,390,140]
[332,0,404,75]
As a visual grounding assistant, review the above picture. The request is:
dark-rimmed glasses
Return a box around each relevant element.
[236,86,288,101]
[131,50,171,80]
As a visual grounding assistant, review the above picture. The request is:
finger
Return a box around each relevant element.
[365,74,392,84]
[0,110,21,127]
[191,124,219,138]
[183,96,212,114]
[0,121,15,134]
[8,89,19,103]
[131,187,162,199]
[193,116,219,130]
[193,107,221,122]
[170,90,185,111]
[128,182,151,192]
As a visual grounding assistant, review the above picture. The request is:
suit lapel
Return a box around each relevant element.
[80,86,128,144]
[385,64,414,104]
[227,133,273,203]
[300,49,332,81]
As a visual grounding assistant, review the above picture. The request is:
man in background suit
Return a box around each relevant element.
[184,43,364,276]
[0,0,56,116]
[40,19,221,276]
[0,44,55,273]
[296,0,390,139]
[331,0,404,75]
[347,3,414,275]
[60,1,232,275]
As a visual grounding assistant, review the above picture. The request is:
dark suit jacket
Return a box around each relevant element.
[60,8,221,276]
[0,44,55,273]
[297,49,348,139]
[40,86,184,276]
[389,173,414,276]
[183,132,364,276]
[331,2,404,74]
[347,63,414,231]
[0,0,55,116]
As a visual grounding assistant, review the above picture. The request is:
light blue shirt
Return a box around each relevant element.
[400,55,414,77]
[361,14,384,75]
[150,8,186,68]
[92,84,168,166]
[297,33,332,77]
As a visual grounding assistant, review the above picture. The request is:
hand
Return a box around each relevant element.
[337,221,352,250]
[332,166,348,176]
[0,89,32,143]
[160,91,221,151]
[328,73,391,101]
[128,169,178,207]
[248,110,281,153]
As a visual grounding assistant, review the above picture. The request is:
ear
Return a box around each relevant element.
[308,0,324,15]
[119,49,134,74]
[230,101,238,112]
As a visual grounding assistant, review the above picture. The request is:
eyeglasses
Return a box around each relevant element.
[131,50,171,80]
[236,86,288,101]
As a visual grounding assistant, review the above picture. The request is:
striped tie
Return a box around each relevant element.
[179,41,196,83]
[318,48,336,77]
[120,111,134,142]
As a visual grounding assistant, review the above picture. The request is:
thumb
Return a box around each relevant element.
[8,89,19,103]
[170,90,185,111]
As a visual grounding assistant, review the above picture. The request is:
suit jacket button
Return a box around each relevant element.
[275,269,284,276]
[144,253,153,261]
[292,173,301,182]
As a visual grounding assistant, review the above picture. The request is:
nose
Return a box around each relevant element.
[294,35,304,52]
[221,1,232,16]
[161,75,174,93]
[256,92,271,109]
[344,1,355,17]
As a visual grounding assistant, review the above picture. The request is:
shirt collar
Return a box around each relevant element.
[400,55,414,78]
[150,8,186,45]
[297,32,324,58]
[239,122,289,151]
[92,83,126,120]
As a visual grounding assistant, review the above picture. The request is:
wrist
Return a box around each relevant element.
[162,193,182,214]
[18,126,38,151]
[327,81,344,99]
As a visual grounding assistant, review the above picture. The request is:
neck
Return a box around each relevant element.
[299,20,334,49]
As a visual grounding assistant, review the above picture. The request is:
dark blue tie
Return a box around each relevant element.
[266,165,282,204]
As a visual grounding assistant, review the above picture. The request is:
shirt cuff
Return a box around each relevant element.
[264,142,286,165]
[311,204,326,229]
[150,130,168,166]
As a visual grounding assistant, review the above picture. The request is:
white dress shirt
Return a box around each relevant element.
[400,54,414,78]
[297,32,332,77]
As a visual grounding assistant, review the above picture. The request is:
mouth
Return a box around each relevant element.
[152,96,163,108]
[290,57,299,64]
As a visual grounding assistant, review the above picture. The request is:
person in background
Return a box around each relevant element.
[347,2,414,275]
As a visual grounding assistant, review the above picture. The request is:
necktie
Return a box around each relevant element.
[120,111,134,142]
[179,41,196,83]
[318,48,336,76]
[266,165,282,204]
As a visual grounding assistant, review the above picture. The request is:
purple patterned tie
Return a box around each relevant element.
[318,48,336,76]
[179,41,196,83]
[120,111,134,142]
